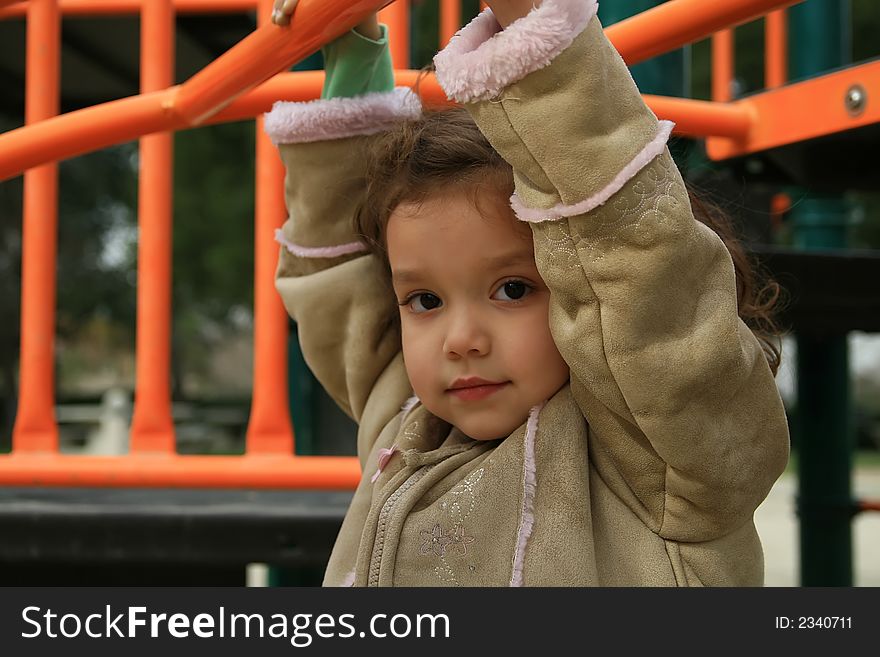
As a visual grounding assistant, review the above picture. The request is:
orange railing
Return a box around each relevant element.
[3,0,855,489]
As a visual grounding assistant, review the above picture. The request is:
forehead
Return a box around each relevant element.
[387,191,534,285]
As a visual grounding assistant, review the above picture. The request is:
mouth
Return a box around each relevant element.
[446,381,510,401]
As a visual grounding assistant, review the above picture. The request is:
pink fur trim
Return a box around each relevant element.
[511,120,675,223]
[433,0,598,104]
[274,228,367,258]
[400,395,420,421]
[370,443,399,484]
[340,569,356,587]
[263,87,421,145]
[510,402,544,587]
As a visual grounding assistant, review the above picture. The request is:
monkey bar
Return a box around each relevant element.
[2,0,879,493]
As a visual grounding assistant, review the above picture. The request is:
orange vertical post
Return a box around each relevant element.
[379,0,409,69]
[130,0,175,453]
[712,28,734,102]
[247,0,294,455]
[440,0,460,46]
[13,0,61,454]
[765,8,787,89]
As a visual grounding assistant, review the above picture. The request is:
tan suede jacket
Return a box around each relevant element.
[265,0,789,586]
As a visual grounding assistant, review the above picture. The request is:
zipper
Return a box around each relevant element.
[367,464,433,586]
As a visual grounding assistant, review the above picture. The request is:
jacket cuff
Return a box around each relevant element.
[263,87,421,145]
[511,120,675,223]
[433,0,598,104]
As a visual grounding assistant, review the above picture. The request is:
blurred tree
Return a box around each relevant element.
[171,121,255,395]
[0,138,138,449]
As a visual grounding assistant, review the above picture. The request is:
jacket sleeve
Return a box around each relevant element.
[264,26,417,427]
[434,0,789,542]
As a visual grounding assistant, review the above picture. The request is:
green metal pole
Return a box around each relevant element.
[789,0,855,586]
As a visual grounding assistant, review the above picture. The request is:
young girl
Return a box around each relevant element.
[265,0,790,586]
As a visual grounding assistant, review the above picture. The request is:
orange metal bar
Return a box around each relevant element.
[643,94,749,139]
[0,69,742,183]
[439,0,460,46]
[379,0,409,70]
[607,0,803,66]
[765,8,787,89]
[129,0,175,453]
[0,74,737,182]
[0,69,450,181]
[712,29,734,102]
[171,0,388,125]
[0,89,182,181]
[0,454,361,488]
[707,59,880,160]
[247,0,295,455]
[13,0,60,454]
[0,0,256,19]
[860,500,880,513]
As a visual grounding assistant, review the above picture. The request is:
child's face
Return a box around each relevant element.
[387,189,570,441]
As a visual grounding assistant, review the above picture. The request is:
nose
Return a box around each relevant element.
[443,306,491,359]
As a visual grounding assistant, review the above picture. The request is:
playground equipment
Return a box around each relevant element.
[0,0,878,584]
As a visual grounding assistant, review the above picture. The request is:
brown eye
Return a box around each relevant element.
[407,293,442,314]
[493,280,532,302]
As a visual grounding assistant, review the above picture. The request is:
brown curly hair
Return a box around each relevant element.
[354,107,784,376]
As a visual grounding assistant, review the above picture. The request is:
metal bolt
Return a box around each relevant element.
[845,84,866,116]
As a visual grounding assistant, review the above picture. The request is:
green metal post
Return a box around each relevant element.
[789,0,855,586]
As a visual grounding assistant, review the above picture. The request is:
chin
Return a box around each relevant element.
[459,419,520,442]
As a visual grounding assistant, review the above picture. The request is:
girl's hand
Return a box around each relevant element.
[271,0,381,39]
[271,0,298,27]
[485,1,541,28]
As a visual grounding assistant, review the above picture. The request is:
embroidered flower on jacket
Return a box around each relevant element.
[448,524,475,557]
[420,524,453,557]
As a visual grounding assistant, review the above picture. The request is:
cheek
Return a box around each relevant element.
[400,319,435,387]
[520,303,568,376]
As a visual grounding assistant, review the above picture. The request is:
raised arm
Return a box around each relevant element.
[434,0,789,541]
[265,19,417,435]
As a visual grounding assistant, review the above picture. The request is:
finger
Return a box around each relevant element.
[271,0,297,26]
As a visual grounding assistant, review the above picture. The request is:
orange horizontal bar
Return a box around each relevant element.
[706,59,880,160]
[1,68,747,180]
[643,94,750,139]
[0,70,448,181]
[0,453,361,489]
[0,0,256,19]
[214,69,451,121]
[0,73,741,180]
[607,0,803,66]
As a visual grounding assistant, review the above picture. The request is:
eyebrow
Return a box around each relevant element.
[391,250,535,284]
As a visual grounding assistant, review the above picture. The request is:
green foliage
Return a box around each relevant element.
[172,122,255,322]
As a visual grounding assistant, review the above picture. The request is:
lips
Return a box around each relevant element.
[446,378,509,401]
[447,376,506,391]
